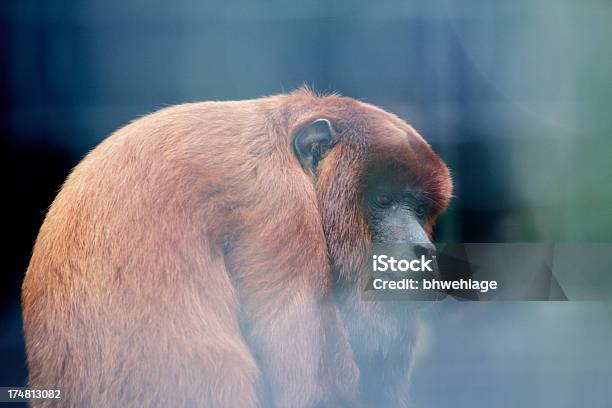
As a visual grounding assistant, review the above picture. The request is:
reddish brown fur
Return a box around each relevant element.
[22,88,451,407]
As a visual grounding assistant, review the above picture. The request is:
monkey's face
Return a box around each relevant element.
[293,105,452,294]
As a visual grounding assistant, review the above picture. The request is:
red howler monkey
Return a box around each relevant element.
[22,88,452,407]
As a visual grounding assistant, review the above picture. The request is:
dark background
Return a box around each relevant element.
[2,1,612,406]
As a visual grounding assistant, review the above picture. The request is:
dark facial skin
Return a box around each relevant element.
[363,175,435,249]
[361,161,441,286]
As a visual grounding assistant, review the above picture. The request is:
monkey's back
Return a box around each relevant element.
[21,100,284,407]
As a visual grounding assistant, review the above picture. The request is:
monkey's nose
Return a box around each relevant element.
[413,243,441,281]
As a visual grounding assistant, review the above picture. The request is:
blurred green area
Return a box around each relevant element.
[425,0,612,242]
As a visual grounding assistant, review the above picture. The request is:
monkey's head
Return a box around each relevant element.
[290,92,452,295]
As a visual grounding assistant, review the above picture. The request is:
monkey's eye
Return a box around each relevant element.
[415,204,428,218]
[375,193,394,207]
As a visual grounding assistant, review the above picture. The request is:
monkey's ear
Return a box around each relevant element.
[293,118,337,174]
